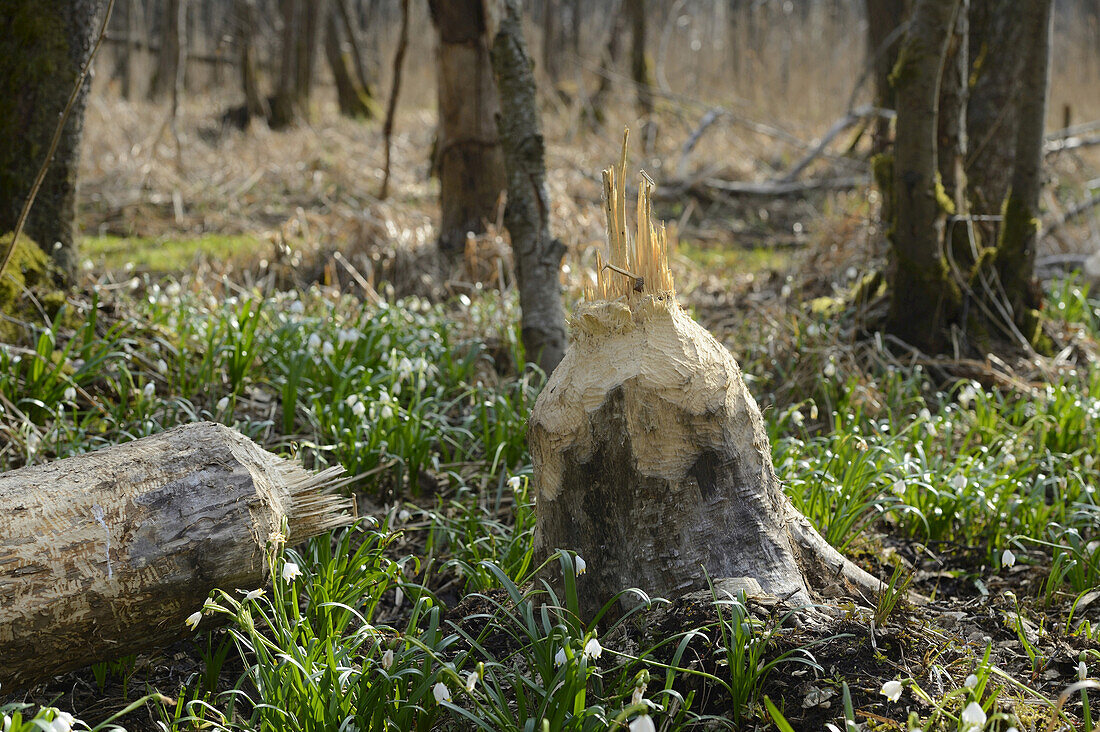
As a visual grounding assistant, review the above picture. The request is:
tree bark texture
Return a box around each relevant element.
[294,0,327,116]
[865,0,907,155]
[626,0,654,118]
[589,1,625,125]
[335,0,379,110]
[0,0,106,277]
[491,0,567,376]
[936,0,967,210]
[885,0,960,352]
[270,0,300,128]
[0,422,354,691]
[541,0,561,83]
[965,0,1026,215]
[995,0,1053,336]
[429,0,506,255]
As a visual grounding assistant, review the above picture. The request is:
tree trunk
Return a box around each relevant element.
[0,422,354,691]
[626,0,654,119]
[149,0,185,100]
[428,0,506,256]
[965,0,1026,215]
[379,0,411,200]
[936,0,967,209]
[270,0,300,128]
[325,6,377,119]
[995,0,1052,341]
[335,0,380,114]
[491,0,567,376]
[294,0,327,119]
[0,0,106,278]
[865,0,907,156]
[588,0,624,125]
[885,0,960,352]
[542,0,561,84]
[236,0,269,124]
[530,152,882,620]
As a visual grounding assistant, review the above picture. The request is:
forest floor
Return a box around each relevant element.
[3,91,1100,731]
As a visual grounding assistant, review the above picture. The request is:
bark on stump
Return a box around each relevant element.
[0,422,355,691]
[529,141,882,619]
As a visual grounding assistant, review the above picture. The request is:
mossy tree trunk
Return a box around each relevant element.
[995,0,1053,341]
[270,0,300,128]
[334,0,380,117]
[491,0,567,376]
[0,0,106,279]
[149,0,186,100]
[885,0,960,352]
[936,0,967,210]
[294,0,327,118]
[965,0,1026,216]
[865,0,908,156]
[428,0,506,256]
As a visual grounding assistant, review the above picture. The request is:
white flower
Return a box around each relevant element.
[632,684,647,706]
[380,404,394,420]
[156,359,168,374]
[963,700,990,726]
[891,479,906,496]
[465,670,478,692]
[398,509,411,523]
[964,674,978,689]
[961,701,986,729]
[1080,660,1088,680]
[951,474,968,490]
[63,386,76,402]
[308,333,322,350]
[185,611,202,630]
[394,586,404,608]
[507,476,522,491]
[790,409,804,426]
[45,710,74,732]
[216,396,230,412]
[824,361,837,378]
[143,382,156,398]
[629,715,656,732]
[281,562,301,583]
[1001,548,1016,568]
[555,647,567,666]
[243,588,264,602]
[432,681,451,704]
[289,300,305,314]
[880,679,903,702]
[1086,454,1096,470]
[381,648,394,670]
[322,341,335,357]
[352,401,366,417]
[575,555,587,577]
[582,637,602,660]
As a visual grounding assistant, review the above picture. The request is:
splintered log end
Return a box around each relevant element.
[0,422,355,690]
[530,133,882,618]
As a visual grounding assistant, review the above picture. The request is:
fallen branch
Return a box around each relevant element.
[778,105,892,183]
[0,422,355,690]
[659,174,869,200]
[1044,133,1100,156]
[1042,191,1100,239]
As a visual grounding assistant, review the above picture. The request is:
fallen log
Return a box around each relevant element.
[0,421,355,691]
[530,136,883,619]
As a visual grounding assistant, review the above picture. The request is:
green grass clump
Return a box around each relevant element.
[82,233,261,272]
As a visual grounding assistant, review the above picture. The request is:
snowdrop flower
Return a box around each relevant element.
[63,386,76,402]
[185,611,202,630]
[243,588,264,602]
[790,409,804,426]
[629,716,656,732]
[394,586,403,608]
[381,648,394,670]
[281,562,301,583]
[397,509,411,523]
[508,476,522,491]
[964,674,978,689]
[574,555,587,577]
[582,637,602,660]
[1001,548,1016,568]
[880,679,903,702]
[960,701,986,729]
[380,404,394,420]
[432,682,451,704]
[308,333,322,350]
[891,479,906,497]
[322,341,334,357]
[352,401,366,417]
[1080,660,1088,680]
[143,382,156,398]
[45,710,74,732]
[555,647,567,666]
[824,361,837,378]
[156,359,168,374]
[216,396,230,412]
[1086,454,1096,470]
[951,474,968,490]
[465,670,478,692]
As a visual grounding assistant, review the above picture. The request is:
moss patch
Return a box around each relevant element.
[0,233,58,342]
[83,233,262,273]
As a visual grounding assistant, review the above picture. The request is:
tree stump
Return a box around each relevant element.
[0,422,355,690]
[529,138,883,618]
